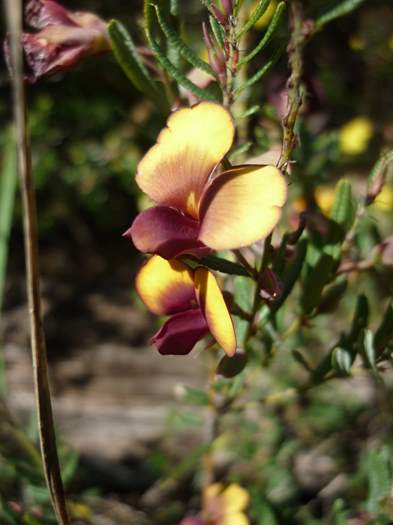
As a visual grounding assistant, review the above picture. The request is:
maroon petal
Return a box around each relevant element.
[126,206,210,259]
[151,309,209,355]
[26,0,77,29]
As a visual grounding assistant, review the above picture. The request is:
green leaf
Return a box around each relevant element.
[235,43,285,95]
[301,252,336,315]
[237,0,271,38]
[366,450,392,514]
[0,128,17,316]
[360,329,377,372]
[178,386,209,405]
[271,238,308,313]
[330,179,357,234]
[347,294,369,345]
[238,2,286,66]
[292,350,313,373]
[216,351,248,378]
[331,347,352,375]
[316,277,348,314]
[153,4,215,76]
[374,300,393,356]
[315,0,367,30]
[209,15,225,47]
[183,254,251,277]
[108,20,167,112]
[234,276,253,343]
[146,28,220,101]
[251,491,278,525]
[235,104,261,119]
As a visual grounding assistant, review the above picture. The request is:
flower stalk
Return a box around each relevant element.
[4,0,69,523]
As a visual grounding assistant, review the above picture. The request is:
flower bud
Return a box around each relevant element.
[6,0,110,82]
[259,268,283,303]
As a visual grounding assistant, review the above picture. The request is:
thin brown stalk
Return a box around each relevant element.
[279,0,313,172]
[4,1,70,523]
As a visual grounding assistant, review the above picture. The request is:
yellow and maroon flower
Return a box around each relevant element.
[125,102,287,260]
[15,0,110,82]
[135,255,236,356]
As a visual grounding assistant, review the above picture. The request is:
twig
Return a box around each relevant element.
[4,1,70,523]
[278,0,313,172]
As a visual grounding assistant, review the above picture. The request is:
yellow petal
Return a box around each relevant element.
[136,102,234,218]
[220,512,250,525]
[221,484,250,514]
[135,255,196,315]
[194,269,236,356]
[199,165,287,250]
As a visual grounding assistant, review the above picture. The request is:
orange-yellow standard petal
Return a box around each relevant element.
[136,102,234,219]
[199,165,287,250]
[194,268,236,356]
[135,255,196,316]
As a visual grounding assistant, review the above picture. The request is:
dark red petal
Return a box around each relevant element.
[22,33,84,81]
[151,309,209,356]
[26,0,76,29]
[126,206,210,259]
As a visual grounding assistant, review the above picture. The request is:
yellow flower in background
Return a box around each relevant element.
[203,483,250,525]
[339,117,374,155]
[315,186,336,216]
[371,183,393,212]
[251,0,277,29]
[181,483,250,525]
[292,186,335,217]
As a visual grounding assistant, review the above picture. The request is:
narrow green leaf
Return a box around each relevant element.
[316,0,367,30]
[209,15,225,47]
[237,0,271,38]
[154,4,215,76]
[368,150,393,186]
[330,179,357,233]
[271,238,308,313]
[348,294,369,345]
[183,255,251,277]
[235,104,261,119]
[292,350,313,373]
[108,20,167,112]
[144,5,220,102]
[374,300,393,356]
[170,0,179,16]
[331,347,352,375]
[0,129,17,316]
[238,2,286,66]
[235,43,285,95]
[366,450,392,514]
[361,329,377,372]
[316,277,347,314]
[234,276,253,343]
[301,252,335,314]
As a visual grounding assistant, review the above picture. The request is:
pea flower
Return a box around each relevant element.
[14,0,110,82]
[126,102,287,260]
[181,483,250,525]
[135,255,236,356]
